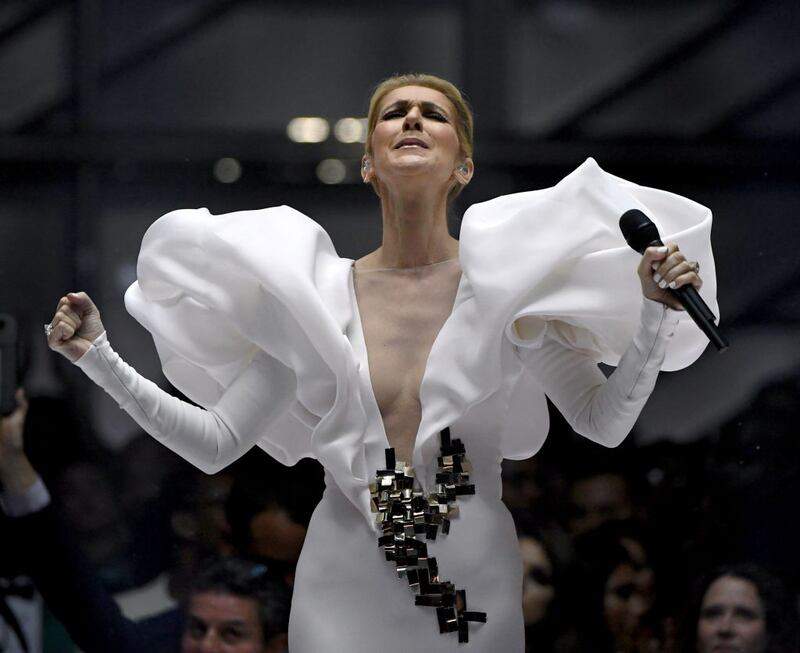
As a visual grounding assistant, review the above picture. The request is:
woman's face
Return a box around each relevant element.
[696,576,767,653]
[519,536,555,625]
[366,85,469,192]
[603,559,656,647]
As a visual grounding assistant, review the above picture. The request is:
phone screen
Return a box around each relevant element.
[0,313,18,416]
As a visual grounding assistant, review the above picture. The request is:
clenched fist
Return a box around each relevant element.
[46,292,106,362]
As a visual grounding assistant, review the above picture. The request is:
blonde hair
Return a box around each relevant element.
[365,73,474,168]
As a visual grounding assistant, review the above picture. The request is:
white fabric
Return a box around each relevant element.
[76,332,297,475]
[73,157,715,652]
[113,573,177,621]
[516,299,678,450]
[0,584,42,653]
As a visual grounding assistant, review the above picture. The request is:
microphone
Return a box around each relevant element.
[619,209,728,352]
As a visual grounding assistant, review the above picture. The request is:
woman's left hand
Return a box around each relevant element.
[638,242,702,310]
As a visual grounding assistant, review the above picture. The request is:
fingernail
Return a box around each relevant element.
[668,281,677,289]
[653,273,662,283]
[651,263,659,271]
[658,279,667,289]
[656,246,668,254]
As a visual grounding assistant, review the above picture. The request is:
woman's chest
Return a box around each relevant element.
[352,260,462,457]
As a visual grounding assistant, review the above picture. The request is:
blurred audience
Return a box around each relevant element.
[53,457,134,592]
[224,453,323,588]
[0,389,298,652]
[520,533,554,628]
[515,522,578,652]
[568,519,668,653]
[567,470,636,537]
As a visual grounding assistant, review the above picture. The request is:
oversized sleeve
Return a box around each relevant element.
[118,205,361,469]
[461,157,718,371]
[457,157,719,460]
[112,205,373,523]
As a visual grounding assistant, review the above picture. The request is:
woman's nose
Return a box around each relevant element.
[715,614,735,637]
[403,106,422,131]
[198,633,222,653]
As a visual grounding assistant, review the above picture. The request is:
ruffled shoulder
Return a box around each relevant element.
[459,157,717,370]
[124,206,358,467]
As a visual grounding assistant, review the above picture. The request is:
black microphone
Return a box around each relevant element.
[619,209,728,352]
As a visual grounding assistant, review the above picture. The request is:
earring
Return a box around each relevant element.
[457,164,469,175]
[362,160,371,172]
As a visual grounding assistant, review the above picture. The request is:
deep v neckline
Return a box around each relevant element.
[349,259,462,472]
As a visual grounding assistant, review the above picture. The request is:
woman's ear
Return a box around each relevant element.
[361,156,373,183]
[454,158,475,186]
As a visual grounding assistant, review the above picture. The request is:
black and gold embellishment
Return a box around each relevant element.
[370,427,487,643]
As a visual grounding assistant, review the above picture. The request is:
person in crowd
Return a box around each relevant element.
[54,456,135,591]
[516,523,579,653]
[45,73,714,651]
[180,558,289,653]
[1,389,291,653]
[224,453,322,588]
[568,519,669,653]
[115,431,188,594]
[568,469,636,537]
[674,563,799,653]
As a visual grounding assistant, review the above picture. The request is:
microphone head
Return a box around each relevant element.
[619,209,662,254]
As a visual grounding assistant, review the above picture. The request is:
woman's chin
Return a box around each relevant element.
[384,159,450,181]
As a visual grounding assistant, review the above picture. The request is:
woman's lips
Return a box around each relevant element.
[394,138,428,149]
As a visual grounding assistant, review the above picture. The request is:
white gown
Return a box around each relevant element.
[75,158,717,651]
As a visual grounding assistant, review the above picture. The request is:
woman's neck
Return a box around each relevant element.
[360,184,458,270]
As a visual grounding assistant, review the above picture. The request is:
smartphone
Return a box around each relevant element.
[0,313,18,416]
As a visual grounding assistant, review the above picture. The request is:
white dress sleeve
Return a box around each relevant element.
[515,298,678,447]
[75,332,297,473]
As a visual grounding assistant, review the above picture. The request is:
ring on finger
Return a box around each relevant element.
[689,260,700,274]
[44,323,53,338]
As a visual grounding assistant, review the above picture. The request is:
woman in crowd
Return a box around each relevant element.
[46,73,715,651]
[568,519,668,653]
[675,563,799,653]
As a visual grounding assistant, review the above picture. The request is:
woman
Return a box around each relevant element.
[46,74,715,651]
[517,526,573,652]
[568,519,667,653]
[675,563,799,653]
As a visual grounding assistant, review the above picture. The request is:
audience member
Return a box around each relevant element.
[181,558,290,653]
[54,457,134,591]
[224,453,322,587]
[567,468,638,538]
[515,522,578,652]
[674,563,799,653]
[568,519,668,653]
[115,432,187,589]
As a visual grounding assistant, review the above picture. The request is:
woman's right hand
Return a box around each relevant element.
[46,292,106,362]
